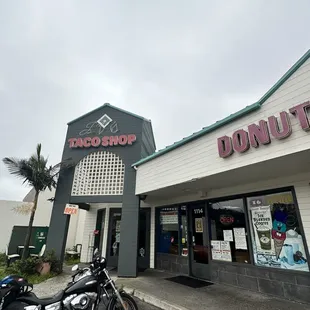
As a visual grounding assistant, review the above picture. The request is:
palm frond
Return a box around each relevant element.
[3,157,34,184]
[3,144,74,194]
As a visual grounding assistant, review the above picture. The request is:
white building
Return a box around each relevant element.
[1,187,83,253]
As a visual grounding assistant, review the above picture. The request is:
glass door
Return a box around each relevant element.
[137,208,151,270]
[107,208,122,267]
[188,203,210,279]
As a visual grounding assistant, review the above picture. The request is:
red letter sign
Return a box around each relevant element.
[217,136,233,158]
[289,101,310,131]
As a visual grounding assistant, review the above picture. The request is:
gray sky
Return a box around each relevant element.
[0,0,309,201]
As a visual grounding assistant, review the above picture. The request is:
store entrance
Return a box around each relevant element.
[188,202,210,279]
[106,208,151,269]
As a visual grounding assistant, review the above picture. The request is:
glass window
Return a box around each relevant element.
[157,207,179,255]
[209,199,251,263]
[247,191,309,272]
[180,206,188,256]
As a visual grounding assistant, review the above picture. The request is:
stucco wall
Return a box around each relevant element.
[0,188,54,252]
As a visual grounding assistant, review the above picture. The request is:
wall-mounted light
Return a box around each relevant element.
[139,194,147,201]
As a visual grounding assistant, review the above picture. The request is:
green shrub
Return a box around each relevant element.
[38,250,62,274]
[6,257,38,276]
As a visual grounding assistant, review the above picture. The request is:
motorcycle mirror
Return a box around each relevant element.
[71,264,79,272]
[93,248,99,256]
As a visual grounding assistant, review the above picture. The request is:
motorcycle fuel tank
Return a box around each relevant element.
[65,275,98,295]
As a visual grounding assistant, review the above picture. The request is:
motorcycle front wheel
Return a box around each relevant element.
[107,291,138,310]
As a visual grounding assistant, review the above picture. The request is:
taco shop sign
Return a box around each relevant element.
[217,101,310,158]
[68,134,137,148]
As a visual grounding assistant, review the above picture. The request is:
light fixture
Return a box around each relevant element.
[139,194,147,201]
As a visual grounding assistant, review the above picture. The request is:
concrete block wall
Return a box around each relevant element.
[210,262,310,304]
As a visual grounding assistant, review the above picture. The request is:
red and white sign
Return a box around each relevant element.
[64,204,78,215]
[68,134,136,148]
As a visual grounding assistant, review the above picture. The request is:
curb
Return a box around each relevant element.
[122,286,189,310]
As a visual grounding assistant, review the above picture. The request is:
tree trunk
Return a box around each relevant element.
[22,190,39,260]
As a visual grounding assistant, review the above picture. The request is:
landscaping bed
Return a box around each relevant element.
[0,250,60,284]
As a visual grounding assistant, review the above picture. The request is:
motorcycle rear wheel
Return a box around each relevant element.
[107,292,138,310]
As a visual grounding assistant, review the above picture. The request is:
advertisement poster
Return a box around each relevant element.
[251,206,275,255]
[211,240,232,262]
[250,202,309,272]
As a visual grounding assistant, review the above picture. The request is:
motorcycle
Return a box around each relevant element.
[2,248,138,310]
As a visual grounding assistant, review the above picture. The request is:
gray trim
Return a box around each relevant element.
[70,196,123,204]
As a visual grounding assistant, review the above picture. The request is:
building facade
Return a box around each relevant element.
[133,49,310,303]
[46,104,156,277]
[47,49,310,303]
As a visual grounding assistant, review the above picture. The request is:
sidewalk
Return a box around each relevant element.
[115,269,309,310]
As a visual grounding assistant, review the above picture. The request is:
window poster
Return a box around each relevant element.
[195,218,203,233]
[249,194,309,272]
[233,228,247,250]
[211,240,232,262]
[223,230,233,242]
[160,209,178,224]
[251,206,274,255]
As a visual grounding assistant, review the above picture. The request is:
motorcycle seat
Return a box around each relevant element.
[17,290,65,306]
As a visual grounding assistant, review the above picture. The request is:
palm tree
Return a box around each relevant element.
[3,143,64,260]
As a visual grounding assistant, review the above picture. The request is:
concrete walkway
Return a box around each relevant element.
[31,266,309,310]
[115,269,309,310]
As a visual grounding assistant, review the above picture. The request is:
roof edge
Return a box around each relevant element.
[257,49,310,106]
[132,49,310,167]
[132,102,260,167]
[67,103,151,125]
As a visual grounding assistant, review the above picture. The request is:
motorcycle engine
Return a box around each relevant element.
[67,293,97,310]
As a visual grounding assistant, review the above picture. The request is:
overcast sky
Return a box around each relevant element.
[0,0,309,201]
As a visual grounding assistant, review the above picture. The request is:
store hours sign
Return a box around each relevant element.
[68,113,137,148]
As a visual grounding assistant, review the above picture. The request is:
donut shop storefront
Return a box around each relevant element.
[134,50,310,303]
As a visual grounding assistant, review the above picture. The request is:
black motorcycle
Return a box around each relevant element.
[2,248,138,310]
